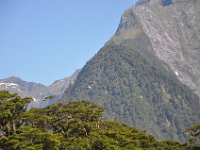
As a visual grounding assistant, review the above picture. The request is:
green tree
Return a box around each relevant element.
[0,90,190,150]
[3,126,61,150]
[47,100,104,137]
[0,90,32,136]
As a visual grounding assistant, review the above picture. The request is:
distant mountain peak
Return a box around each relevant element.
[1,76,45,87]
[2,76,24,84]
[0,69,80,108]
[5,76,22,80]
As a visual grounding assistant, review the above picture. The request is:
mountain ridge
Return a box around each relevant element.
[108,0,200,97]
[0,69,80,101]
[63,0,200,141]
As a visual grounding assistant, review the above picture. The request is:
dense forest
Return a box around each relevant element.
[0,90,199,150]
[64,44,200,141]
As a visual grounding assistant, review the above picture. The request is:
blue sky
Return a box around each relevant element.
[0,0,136,85]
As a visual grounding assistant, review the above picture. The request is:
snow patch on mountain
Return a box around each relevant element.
[0,82,19,87]
[32,97,38,102]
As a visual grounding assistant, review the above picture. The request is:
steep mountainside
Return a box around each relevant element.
[63,0,200,141]
[113,0,200,97]
[0,70,80,101]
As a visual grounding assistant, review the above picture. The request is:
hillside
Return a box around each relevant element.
[63,0,200,141]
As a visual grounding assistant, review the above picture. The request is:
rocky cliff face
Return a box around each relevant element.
[63,0,200,141]
[113,0,200,97]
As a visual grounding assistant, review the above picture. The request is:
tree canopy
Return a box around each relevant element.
[0,90,197,150]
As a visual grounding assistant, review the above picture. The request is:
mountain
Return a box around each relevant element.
[132,0,200,98]
[0,76,46,100]
[41,69,80,98]
[0,70,80,102]
[63,0,200,141]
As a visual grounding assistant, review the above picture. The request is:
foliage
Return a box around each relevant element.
[0,91,193,149]
[184,125,200,149]
[0,90,32,136]
[44,95,55,100]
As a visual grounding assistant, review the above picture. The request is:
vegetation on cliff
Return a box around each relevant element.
[64,44,200,141]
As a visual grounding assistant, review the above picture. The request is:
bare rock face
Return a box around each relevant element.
[112,0,200,97]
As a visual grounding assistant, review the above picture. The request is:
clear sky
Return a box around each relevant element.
[0,0,136,85]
